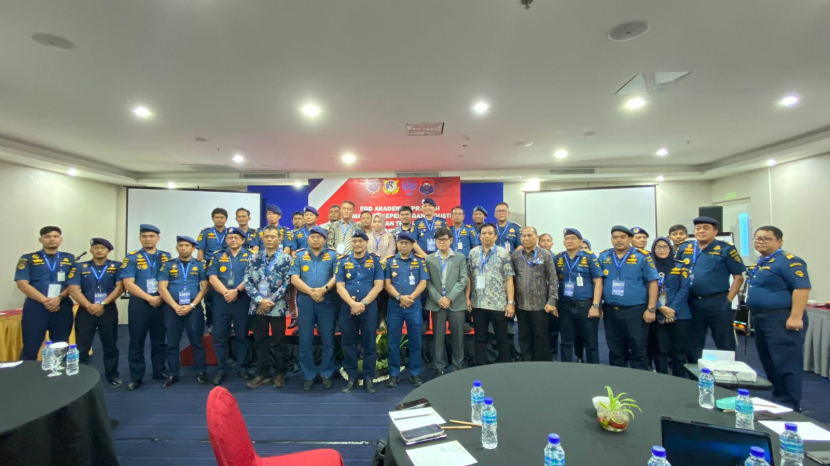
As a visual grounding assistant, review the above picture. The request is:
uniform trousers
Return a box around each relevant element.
[163,303,206,377]
[603,303,649,370]
[688,293,735,360]
[339,301,378,381]
[20,298,73,361]
[128,297,167,382]
[651,319,693,377]
[75,303,119,380]
[297,294,337,380]
[558,299,599,364]
[516,308,549,362]
[753,310,808,410]
[212,293,252,374]
[387,303,423,377]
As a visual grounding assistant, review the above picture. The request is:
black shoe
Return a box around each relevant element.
[302,380,314,391]
[108,379,124,388]
[152,374,166,381]
[386,376,399,388]
[196,372,208,384]
[212,372,226,386]
[342,380,356,393]
[464,323,473,334]
[161,375,179,388]
[322,377,333,389]
[364,379,376,394]
[236,369,252,381]
[411,376,423,387]
[126,380,142,391]
[434,370,445,378]
[207,324,214,334]
[288,320,298,329]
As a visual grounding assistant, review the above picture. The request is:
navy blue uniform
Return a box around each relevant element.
[675,239,746,355]
[197,226,229,329]
[651,261,694,377]
[121,249,172,382]
[289,248,338,381]
[159,259,208,377]
[598,247,659,370]
[554,250,603,364]
[67,260,121,379]
[413,216,449,255]
[14,251,76,360]
[288,226,316,252]
[384,253,429,377]
[207,248,253,375]
[335,253,384,381]
[746,250,811,410]
[494,221,522,252]
[258,225,292,252]
[240,227,261,252]
[449,224,480,258]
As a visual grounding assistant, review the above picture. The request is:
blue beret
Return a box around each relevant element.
[90,238,113,250]
[582,239,592,250]
[693,216,720,227]
[421,197,437,207]
[266,204,282,215]
[139,224,160,234]
[292,211,303,217]
[396,231,416,243]
[631,227,649,237]
[308,226,327,239]
[563,228,582,239]
[304,206,319,216]
[176,235,197,246]
[352,230,368,241]
[226,227,245,238]
[611,225,633,236]
[473,205,488,217]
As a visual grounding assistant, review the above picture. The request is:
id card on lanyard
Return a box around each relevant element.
[142,251,159,293]
[563,254,579,298]
[178,260,192,305]
[657,273,666,306]
[260,252,279,297]
[226,253,237,287]
[476,249,493,290]
[439,255,448,295]
[91,264,108,304]
[453,228,463,250]
[43,252,63,297]
[611,249,633,297]
[424,217,437,252]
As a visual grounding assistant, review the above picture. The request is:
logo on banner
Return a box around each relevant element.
[383,179,400,195]
[365,179,381,194]
[419,179,435,195]
[402,179,417,195]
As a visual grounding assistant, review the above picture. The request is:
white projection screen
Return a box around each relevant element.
[126,188,261,254]
[525,186,657,252]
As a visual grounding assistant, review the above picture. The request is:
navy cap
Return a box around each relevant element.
[421,198,437,207]
[139,224,160,234]
[473,205,488,216]
[304,205,319,216]
[563,228,582,239]
[176,235,198,246]
[266,204,282,215]
[583,239,592,250]
[292,211,303,217]
[396,231,416,243]
[90,238,113,250]
[226,227,245,238]
[611,225,633,236]
[631,227,649,237]
[308,226,327,239]
[693,216,720,227]
[352,230,368,241]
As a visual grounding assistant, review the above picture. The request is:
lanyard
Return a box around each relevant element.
[141,250,158,277]
[564,252,580,280]
[423,216,436,233]
[452,226,461,244]
[264,251,279,273]
[496,223,509,240]
[612,247,634,280]
[479,248,493,273]
[524,247,539,267]
[748,249,782,284]
[373,233,383,252]
[212,228,226,246]
[439,255,449,275]
[90,262,107,285]
[340,221,354,239]
[691,242,707,267]
[177,260,190,287]
[658,273,665,290]
[41,251,60,278]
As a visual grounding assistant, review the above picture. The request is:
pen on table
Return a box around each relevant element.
[449,420,481,427]
[440,426,472,430]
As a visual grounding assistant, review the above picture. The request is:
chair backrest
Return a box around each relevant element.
[207,386,260,466]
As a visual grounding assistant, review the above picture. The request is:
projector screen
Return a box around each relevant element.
[525,186,657,252]
[126,188,261,254]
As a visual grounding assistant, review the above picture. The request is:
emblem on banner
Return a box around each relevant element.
[419,179,435,195]
[365,179,381,194]
[383,179,400,195]
[402,179,417,195]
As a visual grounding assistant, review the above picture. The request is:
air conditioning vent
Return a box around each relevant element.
[549,169,595,175]
[240,173,289,179]
[395,172,440,178]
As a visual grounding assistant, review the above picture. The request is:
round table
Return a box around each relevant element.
[386,362,828,465]
[0,362,118,465]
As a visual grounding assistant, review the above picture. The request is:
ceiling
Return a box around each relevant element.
[1,0,830,187]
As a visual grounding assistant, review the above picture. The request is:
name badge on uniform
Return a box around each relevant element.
[227,275,235,287]
[564,281,575,297]
[57,272,66,283]
[146,279,159,294]
[409,274,416,286]
[336,243,346,255]
[179,290,191,305]
[476,275,485,290]
[612,280,625,297]
[688,271,695,287]
[47,284,61,298]
[457,242,464,250]
[426,238,436,252]
[658,293,667,307]
[576,275,584,287]
[258,281,269,297]
[94,292,107,304]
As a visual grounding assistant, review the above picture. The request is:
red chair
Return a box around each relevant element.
[206,387,344,466]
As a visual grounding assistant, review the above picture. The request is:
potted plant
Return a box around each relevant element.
[596,386,641,432]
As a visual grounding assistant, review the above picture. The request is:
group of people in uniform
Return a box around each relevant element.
[13,200,812,410]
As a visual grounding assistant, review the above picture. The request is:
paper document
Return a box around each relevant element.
[0,361,23,369]
[389,407,445,431]
[750,398,793,414]
[406,440,477,466]
[760,421,830,441]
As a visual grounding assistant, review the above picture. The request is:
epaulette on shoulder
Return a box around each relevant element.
[201,226,210,231]
[638,248,650,255]
[295,248,307,253]
[784,251,796,260]
[414,253,426,258]
[384,254,396,260]
[465,224,473,228]
[600,248,611,254]
[585,250,594,255]
[128,250,138,255]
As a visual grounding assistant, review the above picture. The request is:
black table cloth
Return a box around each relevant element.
[0,361,118,465]
[386,362,829,466]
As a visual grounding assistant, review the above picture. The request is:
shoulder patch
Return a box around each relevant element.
[414,253,425,258]
[638,248,649,254]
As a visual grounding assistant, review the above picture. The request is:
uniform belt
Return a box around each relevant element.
[748,307,790,315]
[602,303,645,311]
[690,291,728,300]
[561,298,592,305]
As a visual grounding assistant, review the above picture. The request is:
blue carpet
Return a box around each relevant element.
[86,323,830,465]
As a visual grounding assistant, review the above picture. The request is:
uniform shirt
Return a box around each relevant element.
[326,220,364,256]
[598,247,659,306]
[511,246,558,310]
[288,248,338,303]
[257,225,292,252]
[207,248,252,289]
[67,260,121,304]
[745,250,811,311]
[244,250,292,316]
[158,258,207,303]
[674,239,746,297]
[449,224,480,257]
[15,251,77,299]
[554,250,604,301]
[494,221,522,252]
[288,225,314,251]
[335,253,384,302]
[120,249,173,295]
[239,226,261,251]
[384,253,429,309]
[196,227,229,262]
[468,245,515,311]
[389,223,416,239]
[657,264,692,321]
[413,216,448,254]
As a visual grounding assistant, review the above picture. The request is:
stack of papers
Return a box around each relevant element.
[389,407,445,431]
[750,398,793,414]
[760,422,830,441]
[0,361,23,369]
[406,440,477,466]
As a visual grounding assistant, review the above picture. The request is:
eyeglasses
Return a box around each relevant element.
[436,237,451,242]
[753,237,776,243]
[494,209,509,214]
[654,245,670,250]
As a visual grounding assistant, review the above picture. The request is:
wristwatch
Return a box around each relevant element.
[395,294,401,301]
[507,300,516,306]
[361,299,368,306]
[592,303,600,309]
[647,306,657,313]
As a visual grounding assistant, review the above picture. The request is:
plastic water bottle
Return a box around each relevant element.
[471,380,485,423]
[745,446,770,466]
[698,367,715,409]
[648,446,671,466]
[481,397,497,449]
[735,389,754,430]
[780,422,804,466]
[66,344,80,376]
[544,433,565,466]
[41,341,53,370]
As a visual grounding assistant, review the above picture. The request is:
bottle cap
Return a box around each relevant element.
[548,433,560,444]
[738,388,750,396]
[750,446,765,458]
[652,446,666,458]
[484,397,493,405]
[70,344,77,349]
[701,367,711,374]
[784,422,798,432]
[473,380,482,387]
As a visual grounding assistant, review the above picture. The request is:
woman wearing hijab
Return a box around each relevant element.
[649,237,693,377]
[368,213,396,330]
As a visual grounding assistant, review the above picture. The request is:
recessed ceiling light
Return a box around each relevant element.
[584,131,597,137]
[779,95,799,107]
[67,168,78,177]
[342,153,356,164]
[167,181,176,189]
[293,181,302,188]
[656,148,669,157]
[514,141,534,147]
[624,97,646,110]
[195,137,207,142]
[472,101,489,115]
[766,159,777,167]
[301,103,321,118]
[232,154,245,163]
[554,149,569,159]
[31,33,76,51]
[656,175,664,182]
[133,106,153,119]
